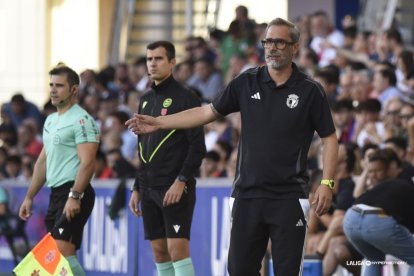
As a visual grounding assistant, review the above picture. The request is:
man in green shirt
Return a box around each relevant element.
[19,64,99,275]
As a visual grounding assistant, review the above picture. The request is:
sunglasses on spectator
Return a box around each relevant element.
[261,38,297,50]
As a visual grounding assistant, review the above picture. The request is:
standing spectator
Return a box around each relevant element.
[229,5,256,45]
[3,94,43,131]
[126,18,338,276]
[19,64,99,275]
[309,10,345,67]
[128,41,206,276]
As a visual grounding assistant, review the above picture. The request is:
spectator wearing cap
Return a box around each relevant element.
[3,94,43,131]
[332,99,355,143]
[354,99,384,147]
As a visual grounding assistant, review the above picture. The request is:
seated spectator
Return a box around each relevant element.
[0,147,9,180]
[95,150,113,179]
[353,143,379,198]
[187,57,224,101]
[395,50,414,94]
[373,68,403,105]
[174,60,194,84]
[332,99,355,143]
[3,94,43,131]
[297,47,319,77]
[106,149,136,178]
[349,69,373,106]
[17,123,43,158]
[383,137,414,183]
[0,123,17,151]
[313,143,361,276]
[104,111,137,162]
[313,65,340,106]
[200,150,222,178]
[355,99,384,147]
[226,53,254,83]
[4,155,23,180]
[212,141,233,177]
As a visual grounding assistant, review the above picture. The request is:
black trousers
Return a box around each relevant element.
[228,198,308,276]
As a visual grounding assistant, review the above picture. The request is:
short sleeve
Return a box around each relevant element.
[73,114,100,144]
[212,78,240,116]
[309,82,335,138]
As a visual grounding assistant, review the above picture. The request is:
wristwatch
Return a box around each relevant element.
[178,175,188,183]
[68,189,84,200]
[320,179,335,189]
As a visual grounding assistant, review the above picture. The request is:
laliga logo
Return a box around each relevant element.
[286,94,299,109]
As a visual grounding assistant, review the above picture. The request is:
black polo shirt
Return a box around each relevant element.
[212,63,335,199]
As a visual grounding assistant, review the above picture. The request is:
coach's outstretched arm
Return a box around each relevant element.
[126,104,218,134]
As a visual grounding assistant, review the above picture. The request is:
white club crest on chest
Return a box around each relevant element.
[286,94,299,109]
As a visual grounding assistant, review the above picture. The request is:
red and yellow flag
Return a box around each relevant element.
[13,233,73,275]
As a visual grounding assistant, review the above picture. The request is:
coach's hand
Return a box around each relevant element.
[19,197,33,221]
[163,180,186,207]
[129,191,142,216]
[64,198,81,222]
[312,185,333,216]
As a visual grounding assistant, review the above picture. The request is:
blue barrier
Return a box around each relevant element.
[0,179,232,276]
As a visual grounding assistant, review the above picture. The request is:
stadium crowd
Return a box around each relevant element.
[1,6,414,275]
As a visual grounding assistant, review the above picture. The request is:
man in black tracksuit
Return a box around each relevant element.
[126,18,338,276]
[128,41,205,276]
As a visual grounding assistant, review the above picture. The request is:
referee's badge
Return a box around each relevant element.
[286,94,299,109]
[53,134,60,144]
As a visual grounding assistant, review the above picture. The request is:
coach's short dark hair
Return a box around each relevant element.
[49,63,80,87]
[147,41,175,60]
